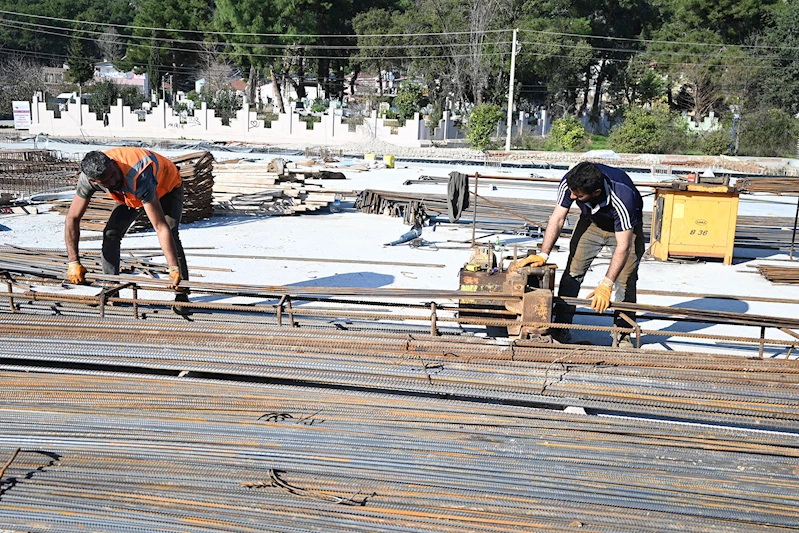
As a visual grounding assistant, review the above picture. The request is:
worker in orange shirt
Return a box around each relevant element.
[64,148,190,313]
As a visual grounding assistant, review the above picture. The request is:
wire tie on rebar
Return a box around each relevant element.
[297,409,324,425]
[540,350,580,394]
[242,469,372,506]
[257,413,294,423]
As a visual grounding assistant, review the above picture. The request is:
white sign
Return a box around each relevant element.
[12,101,31,130]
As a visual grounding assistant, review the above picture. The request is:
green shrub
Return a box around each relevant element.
[299,115,322,129]
[186,90,201,107]
[547,116,587,151]
[698,128,731,155]
[393,83,425,120]
[608,104,692,154]
[427,101,443,135]
[119,86,145,109]
[310,99,328,113]
[466,104,503,151]
[738,108,799,157]
[209,90,242,126]
[88,80,118,116]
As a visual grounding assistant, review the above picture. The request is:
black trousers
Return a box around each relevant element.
[101,184,189,281]
[555,217,645,329]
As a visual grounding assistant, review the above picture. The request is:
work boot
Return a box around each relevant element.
[617,333,635,349]
[550,328,572,344]
[172,292,193,316]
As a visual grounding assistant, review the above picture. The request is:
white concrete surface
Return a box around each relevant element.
[1,139,798,358]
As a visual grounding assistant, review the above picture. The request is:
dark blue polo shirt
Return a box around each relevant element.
[556,163,643,232]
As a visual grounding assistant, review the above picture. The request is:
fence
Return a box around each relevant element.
[28,94,480,148]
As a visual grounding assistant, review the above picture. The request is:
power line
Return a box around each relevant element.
[4,6,795,52]
[518,28,798,51]
[3,17,788,66]
[0,8,510,39]
[3,5,798,54]
[0,16,514,51]
[0,20,514,61]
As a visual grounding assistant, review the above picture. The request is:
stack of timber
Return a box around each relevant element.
[757,264,799,284]
[50,151,214,232]
[213,158,343,216]
[736,176,799,195]
[0,149,80,200]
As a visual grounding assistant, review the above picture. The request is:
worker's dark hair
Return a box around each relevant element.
[81,151,112,180]
[566,162,604,193]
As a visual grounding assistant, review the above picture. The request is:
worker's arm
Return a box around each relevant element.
[510,205,569,270]
[142,200,182,290]
[587,228,633,313]
[605,229,633,283]
[142,200,179,269]
[65,194,90,263]
[539,205,570,256]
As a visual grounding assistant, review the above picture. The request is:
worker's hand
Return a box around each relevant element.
[509,252,549,272]
[587,277,614,314]
[67,261,87,284]
[167,265,182,290]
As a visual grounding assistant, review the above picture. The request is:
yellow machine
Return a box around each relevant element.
[650,181,739,265]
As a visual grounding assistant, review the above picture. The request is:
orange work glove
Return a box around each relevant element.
[167,265,182,290]
[509,252,550,272]
[67,261,87,284]
[587,277,614,314]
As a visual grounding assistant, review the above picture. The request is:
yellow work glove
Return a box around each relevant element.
[509,252,550,272]
[167,265,182,290]
[587,277,614,314]
[67,261,87,284]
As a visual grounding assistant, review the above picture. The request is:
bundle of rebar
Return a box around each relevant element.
[757,264,799,284]
[49,151,215,232]
[0,312,798,532]
[0,149,80,200]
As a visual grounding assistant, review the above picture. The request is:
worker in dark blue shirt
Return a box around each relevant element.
[512,162,645,347]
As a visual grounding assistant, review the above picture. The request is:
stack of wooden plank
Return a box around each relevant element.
[212,159,342,216]
[50,151,215,232]
[757,264,799,284]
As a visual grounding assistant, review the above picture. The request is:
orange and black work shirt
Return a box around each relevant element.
[76,147,182,209]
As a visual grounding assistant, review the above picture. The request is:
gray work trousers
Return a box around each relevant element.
[555,216,645,329]
[101,184,189,281]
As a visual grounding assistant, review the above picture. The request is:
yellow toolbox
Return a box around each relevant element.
[650,182,739,265]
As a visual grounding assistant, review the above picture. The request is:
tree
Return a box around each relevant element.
[215,0,395,112]
[393,83,426,120]
[97,28,124,61]
[0,0,134,58]
[466,103,503,150]
[0,56,44,115]
[646,27,730,120]
[737,108,799,157]
[89,80,118,115]
[407,0,515,107]
[761,1,799,115]
[515,15,593,117]
[352,8,406,97]
[121,0,214,92]
[665,0,779,44]
[67,33,95,87]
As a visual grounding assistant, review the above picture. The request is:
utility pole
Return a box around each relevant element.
[504,29,518,152]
